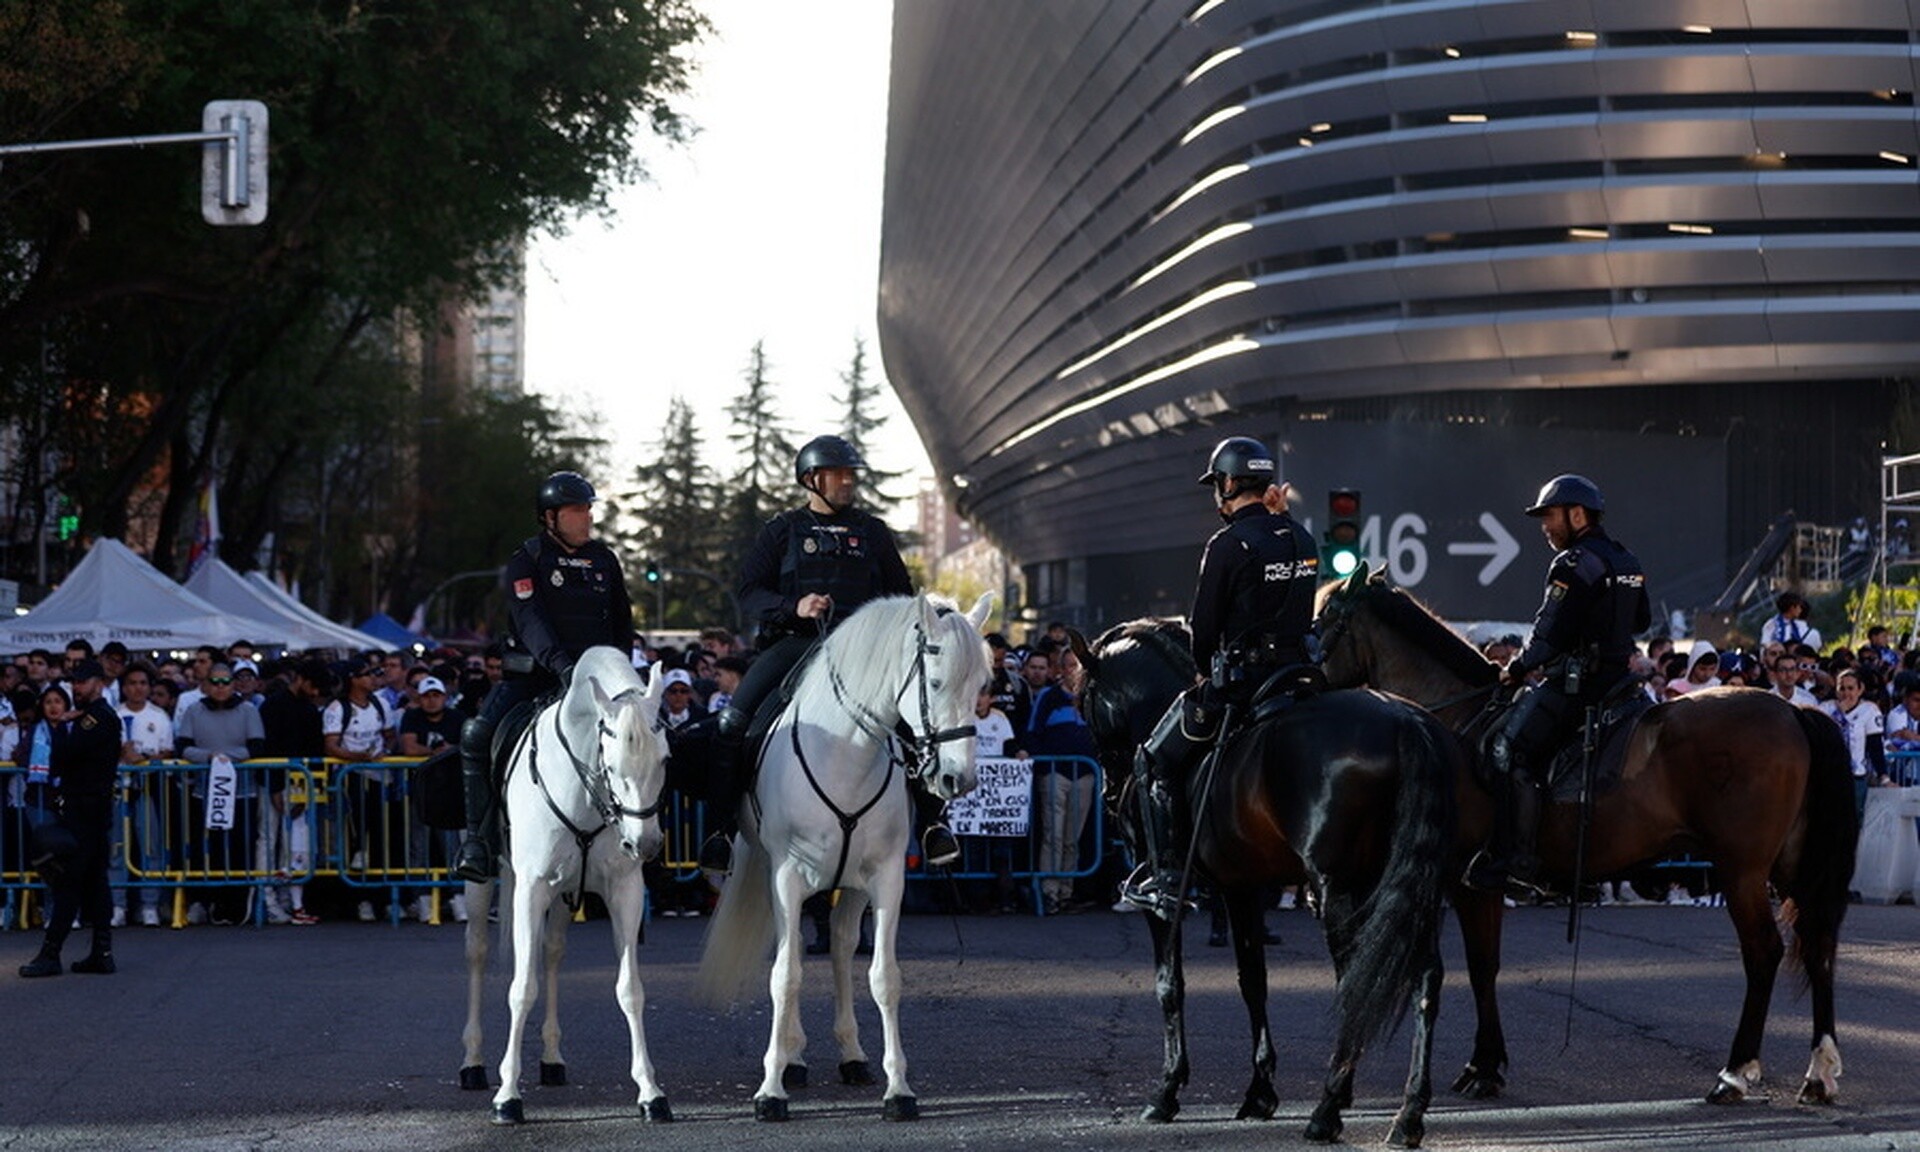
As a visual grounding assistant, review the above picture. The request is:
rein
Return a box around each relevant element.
[528,695,666,909]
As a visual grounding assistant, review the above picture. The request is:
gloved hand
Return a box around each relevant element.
[1501,658,1528,687]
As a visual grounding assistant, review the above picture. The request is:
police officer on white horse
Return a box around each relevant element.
[697,434,962,873]
[1120,436,1320,919]
[454,471,635,882]
[1464,473,1649,896]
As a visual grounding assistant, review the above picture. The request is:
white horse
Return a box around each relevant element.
[699,592,994,1121]
[456,646,674,1126]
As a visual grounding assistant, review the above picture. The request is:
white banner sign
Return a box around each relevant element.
[945,757,1032,838]
[205,754,237,830]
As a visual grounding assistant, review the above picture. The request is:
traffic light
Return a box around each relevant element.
[1323,488,1362,577]
[644,560,660,584]
[57,514,79,541]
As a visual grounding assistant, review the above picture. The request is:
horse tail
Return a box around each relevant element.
[1333,706,1457,1051]
[696,836,775,1008]
[1783,705,1859,983]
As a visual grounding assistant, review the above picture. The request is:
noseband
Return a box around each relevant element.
[825,614,977,780]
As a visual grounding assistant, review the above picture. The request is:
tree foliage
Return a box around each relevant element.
[834,335,912,532]
[721,340,794,563]
[614,393,731,630]
[0,0,707,616]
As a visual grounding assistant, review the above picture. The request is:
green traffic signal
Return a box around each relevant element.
[644,561,660,583]
[1323,488,1362,577]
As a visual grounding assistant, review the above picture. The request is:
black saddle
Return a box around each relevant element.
[1246,663,1330,727]
[662,644,824,802]
[1475,679,1658,804]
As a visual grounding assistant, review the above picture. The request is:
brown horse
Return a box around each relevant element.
[1315,565,1859,1106]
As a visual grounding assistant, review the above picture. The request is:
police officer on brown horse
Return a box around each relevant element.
[696,434,963,873]
[454,471,634,882]
[1120,436,1320,919]
[1464,473,1650,896]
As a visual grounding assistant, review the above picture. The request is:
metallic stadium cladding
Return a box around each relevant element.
[878,1,1920,624]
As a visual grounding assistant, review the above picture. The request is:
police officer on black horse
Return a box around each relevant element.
[1464,472,1650,897]
[696,434,960,873]
[1120,436,1321,919]
[454,471,635,882]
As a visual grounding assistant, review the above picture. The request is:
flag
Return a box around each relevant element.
[187,476,220,574]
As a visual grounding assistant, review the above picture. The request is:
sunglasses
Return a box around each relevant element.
[207,677,233,686]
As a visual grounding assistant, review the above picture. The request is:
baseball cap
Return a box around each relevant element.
[417,676,448,696]
[660,668,693,689]
[233,658,260,676]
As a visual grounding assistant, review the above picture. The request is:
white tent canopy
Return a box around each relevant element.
[186,559,383,653]
[0,538,283,653]
[242,571,385,653]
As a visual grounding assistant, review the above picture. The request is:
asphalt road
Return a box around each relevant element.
[4,894,1919,1151]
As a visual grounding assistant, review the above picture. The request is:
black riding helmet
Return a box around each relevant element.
[1524,473,1604,517]
[535,471,597,518]
[1197,436,1276,494]
[795,435,866,484]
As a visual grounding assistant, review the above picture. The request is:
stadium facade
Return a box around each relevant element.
[878,1,1920,625]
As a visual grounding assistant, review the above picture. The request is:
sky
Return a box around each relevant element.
[521,1,929,518]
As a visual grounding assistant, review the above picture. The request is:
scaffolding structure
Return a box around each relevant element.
[1860,453,1920,641]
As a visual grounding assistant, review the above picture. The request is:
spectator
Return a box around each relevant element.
[1824,668,1885,817]
[709,655,747,714]
[324,660,396,921]
[24,648,57,693]
[114,663,175,928]
[1009,649,1051,736]
[1768,652,1819,708]
[656,668,706,731]
[99,642,129,708]
[398,676,465,924]
[174,662,266,925]
[231,658,265,706]
[174,646,221,717]
[1026,646,1099,915]
[963,683,1027,914]
[1664,646,1721,699]
[149,678,179,717]
[1761,592,1822,651]
[1884,679,1920,785]
[258,659,333,926]
[376,651,411,713]
[1862,626,1898,673]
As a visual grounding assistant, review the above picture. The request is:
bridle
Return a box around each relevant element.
[1316,579,1498,726]
[524,690,668,905]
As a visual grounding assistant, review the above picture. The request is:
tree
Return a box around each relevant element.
[616,394,729,629]
[722,341,795,564]
[0,0,709,591]
[834,336,910,522]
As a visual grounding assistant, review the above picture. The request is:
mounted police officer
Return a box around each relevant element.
[696,434,954,873]
[1120,436,1320,919]
[1465,473,1650,896]
[453,471,634,882]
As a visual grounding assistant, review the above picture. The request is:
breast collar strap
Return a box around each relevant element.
[527,703,665,909]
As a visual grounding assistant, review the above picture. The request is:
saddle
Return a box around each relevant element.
[1246,663,1330,728]
[1478,679,1659,804]
[661,644,824,803]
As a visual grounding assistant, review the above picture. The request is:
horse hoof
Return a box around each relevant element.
[641,1096,674,1122]
[539,1061,567,1087]
[1140,1096,1180,1124]
[782,1062,808,1091]
[1451,1065,1504,1099]
[1234,1095,1278,1121]
[491,1099,525,1126]
[1797,1078,1835,1106]
[1388,1112,1425,1148]
[1304,1109,1343,1144]
[883,1094,919,1121]
[458,1065,489,1091]
[1706,1081,1745,1105]
[839,1060,875,1086]
[754,1095,789,1122]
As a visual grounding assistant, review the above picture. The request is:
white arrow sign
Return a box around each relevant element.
[1447,512,1521,586]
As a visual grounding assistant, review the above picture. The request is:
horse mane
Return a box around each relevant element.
[1091,616,1197,678]
[798,593,991,713]
[1355,579,1498,686]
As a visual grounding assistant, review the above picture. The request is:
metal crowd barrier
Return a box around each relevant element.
[910,755,1109,917]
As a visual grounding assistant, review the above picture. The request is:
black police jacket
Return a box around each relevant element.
[51,698,123,810]
[736,505,912,641]
[1514,525,1650,694]
[503,533,635,683]
[1190,503,1319,674]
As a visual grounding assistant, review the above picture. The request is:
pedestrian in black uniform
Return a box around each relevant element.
[20,659,123,977]
[697,434,959,873]
[1120,436,1321,919]
[1465,473,1650,896]
[453,471,635,881]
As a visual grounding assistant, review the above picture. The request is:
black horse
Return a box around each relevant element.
[1072,620,1463,1147]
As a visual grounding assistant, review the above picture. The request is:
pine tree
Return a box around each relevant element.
[619,395,728,629]
[835,336,909,521]
[722,340,796,565]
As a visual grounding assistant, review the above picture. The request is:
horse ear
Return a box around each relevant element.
[1343,560,1369,594]
[965,591,995,631]
[588,673,614,714]
[1067,628,1098,677]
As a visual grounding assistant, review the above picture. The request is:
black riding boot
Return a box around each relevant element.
[698,707,749,873]
[912,787,960,867]
[1119,769,1193,920]
[70,927,114,974]
[1504,775,1544,893]
[454,718,497,882]
[18,941,62,979]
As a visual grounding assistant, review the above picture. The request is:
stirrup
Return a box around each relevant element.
[454,839,495,883]
[921,824,960,867]
[697,833,733,874]
[1118,863,1195,920]
[1461,849,1507,893]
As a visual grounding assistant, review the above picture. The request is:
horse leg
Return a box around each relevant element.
[1223,886,1278,1121]
[754,867,808,1121]
[490,875,552,1124]
[832,889,876,1087]
[1449,887,1509,1099]
[866,866,918,1120]
[1707,873,1784,1104]
[1796,899,1846,1105]
[1307,889,1361,1144]
[605,863,671,1121]
[459,879,492,1091]
[538,896,569,1086]
[1140,910,1189,1123]
[1387,940,1445,1148]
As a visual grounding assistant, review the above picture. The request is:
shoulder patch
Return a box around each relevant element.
[513,578,534,600]
[80,713,98,730]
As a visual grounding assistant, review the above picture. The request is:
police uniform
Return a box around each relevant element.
[1190,502,1319,695]
[31,694,122,973]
